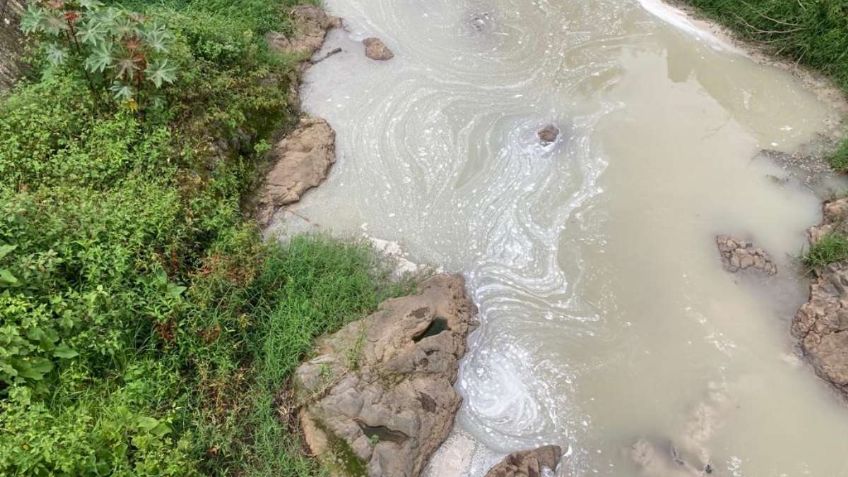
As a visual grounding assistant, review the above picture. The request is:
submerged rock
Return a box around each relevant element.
[266,5,341,58]
[715,235,777,276]
[257,116,335,224]
[484,445,562,477]
[629,438,710,477]
[363,37,394,61]
[537,125,560,144]
[793,197,848,398]
[467,12,495,34]
[294,274,478,477]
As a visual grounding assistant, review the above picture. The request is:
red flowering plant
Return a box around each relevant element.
[20,0,177,112]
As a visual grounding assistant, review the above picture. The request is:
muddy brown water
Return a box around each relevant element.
[270,0,848,475]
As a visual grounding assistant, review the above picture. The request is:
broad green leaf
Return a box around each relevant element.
[147,59,177,88]
[137,416,160,431]
[80,0,104,10]
[115,56,139,80]
[143,24,171,53]
[0,269,18,286]
[77,21,106,46]
[84,41,113,73]
[0,244,16,260]
[166,282,186,299]
[46,43,67,67]
[110,83,134,101]
[43,12,69,36]
[19,5,46,35]
[15,358,53,381]
[53,345,79,359]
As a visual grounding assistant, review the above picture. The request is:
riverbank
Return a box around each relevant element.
[0,2,413,476]
[673,0,848,400]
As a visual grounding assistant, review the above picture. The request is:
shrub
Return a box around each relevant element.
[21,0,178,111]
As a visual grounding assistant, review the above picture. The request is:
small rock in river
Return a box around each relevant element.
[715,234,777,276]
[538,124,560,144]
[484,445,562,477]
[467,12,494,33]
[363,37,394,61]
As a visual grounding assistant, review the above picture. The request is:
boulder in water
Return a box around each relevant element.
[363,37,395,61]
[538,125,560,144]
[629,438,710,477]
[484,445,562,477]
[294,274,478,477]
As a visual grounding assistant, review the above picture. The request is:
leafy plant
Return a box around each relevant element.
[21,0,178,111]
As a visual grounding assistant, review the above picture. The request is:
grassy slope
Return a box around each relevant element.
[0,1,400,476]
[679,0,848,267]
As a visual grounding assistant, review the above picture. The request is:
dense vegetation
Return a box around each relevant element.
[680,0,848,266]
[0,1,404,475]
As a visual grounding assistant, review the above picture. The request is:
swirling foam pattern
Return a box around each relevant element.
[290,0,848,475]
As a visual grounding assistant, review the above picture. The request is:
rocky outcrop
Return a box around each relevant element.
[266,5,341,58]
[484,445,562,477]
[1,0,25,91]
[257,116,335,224]
[294,274,478,477]
[807,197,848,243]
[792,197,848,398]
[265,4,342,109]
[363,37,394,61]
[537,125,560,144]
[715,235,777,275]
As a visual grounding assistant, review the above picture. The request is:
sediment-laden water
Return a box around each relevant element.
[273,0,848,475]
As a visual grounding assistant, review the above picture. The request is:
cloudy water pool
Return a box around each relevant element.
[271,0,848,475]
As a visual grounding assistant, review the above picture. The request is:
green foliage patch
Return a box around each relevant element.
[803,232,848,269]
[0,1,400,476]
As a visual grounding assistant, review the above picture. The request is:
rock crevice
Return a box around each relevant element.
[294,274,478,477]
[793,197,848,398]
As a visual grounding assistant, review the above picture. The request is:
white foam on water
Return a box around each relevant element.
[636,0,741,53]
[285,0,848,475]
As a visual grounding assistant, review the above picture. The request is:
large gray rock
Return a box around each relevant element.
[715,235,777,275]
[257,116,335,223]
[484,445,562,477]
[0,0,25,91]
[793,198,848,398]
[294,274,478,477]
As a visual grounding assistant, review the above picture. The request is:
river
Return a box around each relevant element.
[274,0,848,475]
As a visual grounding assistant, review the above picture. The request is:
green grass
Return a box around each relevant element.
[803,233,848,268]
[828,138,848,172]
[0,1,405,476]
